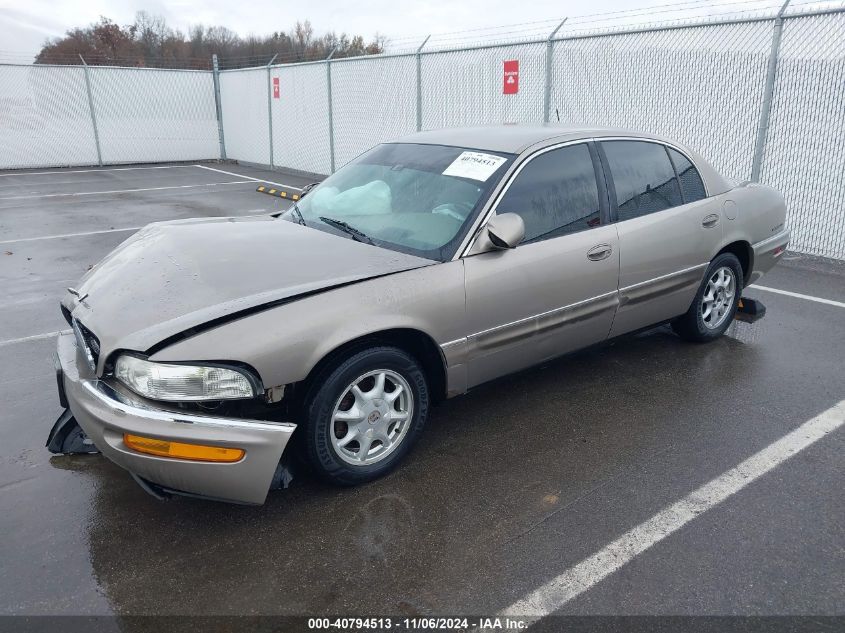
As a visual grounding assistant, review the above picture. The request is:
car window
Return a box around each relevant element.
[667,147,707,203]
[602,140,683,221]
[496,144,600,243]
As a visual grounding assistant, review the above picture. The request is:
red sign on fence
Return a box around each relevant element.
[272,77,280,99]
[503,60,519,94]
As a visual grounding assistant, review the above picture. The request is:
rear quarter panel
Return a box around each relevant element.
[717,183,788,283]
[720,183,787,248]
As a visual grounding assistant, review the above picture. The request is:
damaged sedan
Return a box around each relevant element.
[48,125,789,504]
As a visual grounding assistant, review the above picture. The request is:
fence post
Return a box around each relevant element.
[544,18,567,124]
[416,35,431,132]
[751,0,791,182]
[326,47,338,173]
[79,55,103,166]
[266,54,278,168]
[211,54,226,160]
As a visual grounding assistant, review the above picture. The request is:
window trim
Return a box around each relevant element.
[598,137,710,224]
[458,139,606,257]
[664,145,687,206]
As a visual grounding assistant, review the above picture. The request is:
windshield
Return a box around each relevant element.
[285,143,514,261]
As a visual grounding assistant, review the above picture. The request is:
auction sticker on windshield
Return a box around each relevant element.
[443,151,508,181]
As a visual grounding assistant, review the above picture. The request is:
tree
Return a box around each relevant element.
[35,13,385,69]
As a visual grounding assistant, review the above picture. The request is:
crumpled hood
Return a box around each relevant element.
[66,215,434,360]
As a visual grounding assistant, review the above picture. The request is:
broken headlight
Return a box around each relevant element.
[114,355,257,402]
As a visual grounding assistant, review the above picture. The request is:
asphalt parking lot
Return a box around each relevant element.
[0,163,842,621]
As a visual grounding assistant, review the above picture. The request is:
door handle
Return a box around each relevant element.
[587,244,612,261]
[702,214,720,228]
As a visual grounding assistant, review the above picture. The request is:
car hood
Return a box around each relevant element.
[67,215,434,360]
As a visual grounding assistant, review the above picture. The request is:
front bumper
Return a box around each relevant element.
[57,333,296,505]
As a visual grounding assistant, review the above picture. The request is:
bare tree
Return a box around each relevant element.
[35,14,385,69]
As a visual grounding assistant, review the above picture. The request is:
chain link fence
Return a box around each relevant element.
[549,21,774,184]
[0,64,220,168]
[272,62,332,174]
[331,55,419,169]
[219,67,271,166]
[0,64,99,168]
[759,10,845,259]
[0,6,842,258]
[90,67,220,164]
[422,42,547,129]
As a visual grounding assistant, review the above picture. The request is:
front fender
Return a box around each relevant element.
[149,261,467,390]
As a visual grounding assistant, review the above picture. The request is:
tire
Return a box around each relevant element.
[672,252,743,343]
[302,346,430,486]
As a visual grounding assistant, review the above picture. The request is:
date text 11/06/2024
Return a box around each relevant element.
[307,617,530,630]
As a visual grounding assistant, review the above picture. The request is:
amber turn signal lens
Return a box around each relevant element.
[123,434,244,463]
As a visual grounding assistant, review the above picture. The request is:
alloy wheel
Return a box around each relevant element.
[330,369,414,466]
[701,266,736,329]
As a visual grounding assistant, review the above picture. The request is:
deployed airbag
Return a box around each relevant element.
[310,181,392,215]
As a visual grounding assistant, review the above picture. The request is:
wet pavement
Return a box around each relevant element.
[0,163,842,618]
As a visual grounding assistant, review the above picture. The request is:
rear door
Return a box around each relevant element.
[599,139,721,337]
[462,141,620,388]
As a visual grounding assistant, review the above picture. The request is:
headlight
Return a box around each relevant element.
[114,355,257,402]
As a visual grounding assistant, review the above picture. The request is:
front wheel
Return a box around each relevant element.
[672,253,743,342]
[302,346,430,486]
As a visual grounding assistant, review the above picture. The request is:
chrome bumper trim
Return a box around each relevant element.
[82,379,295,432]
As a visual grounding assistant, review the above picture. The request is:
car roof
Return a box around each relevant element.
[393,124,670,155]
[392,124,732,196]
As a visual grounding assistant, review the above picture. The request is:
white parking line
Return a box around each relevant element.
[0,180,254,201]
[0,165,195,177]
[193,164,304,190]
[0,227,141,245]
[500,399,845,617]
[0,209,270,245]
[751,285,845,309]
[0,329,72,348]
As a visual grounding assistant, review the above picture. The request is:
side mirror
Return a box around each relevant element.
[466,213,526,255]
[485,213,525,250]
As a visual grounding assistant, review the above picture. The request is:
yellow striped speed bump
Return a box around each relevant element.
[256,184,300,201]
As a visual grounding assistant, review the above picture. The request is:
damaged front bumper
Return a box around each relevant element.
[56,332,296,505]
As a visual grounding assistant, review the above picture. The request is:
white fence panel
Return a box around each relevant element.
[0,65,98,169]
[270,63,331,175]
[550,22,773,184]
[761,12,845,260]
[219,68,270,165]
[421,42,546,129]
[90,67,219,164]
[331,56,418,169]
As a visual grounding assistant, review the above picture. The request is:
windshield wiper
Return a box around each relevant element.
[318,216,374,245]
[270,202,306,224]
[289,203,306,225]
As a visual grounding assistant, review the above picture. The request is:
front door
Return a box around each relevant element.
[462,142,620,388]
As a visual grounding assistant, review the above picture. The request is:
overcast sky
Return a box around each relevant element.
[0,0,806,59]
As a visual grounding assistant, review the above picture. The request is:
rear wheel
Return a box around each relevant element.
[302,346,429,485]
[672,252,742,342]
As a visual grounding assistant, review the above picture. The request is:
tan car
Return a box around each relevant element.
[48,125,789,504]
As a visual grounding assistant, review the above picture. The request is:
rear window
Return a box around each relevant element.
[602,140,683,221]
[667,147,707,203]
